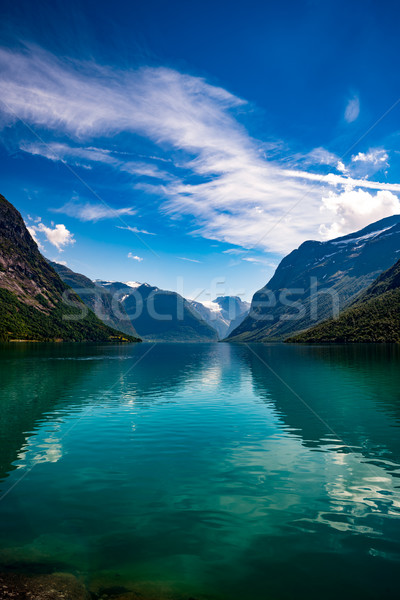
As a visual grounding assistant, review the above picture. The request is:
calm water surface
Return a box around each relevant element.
[0,342,400,599]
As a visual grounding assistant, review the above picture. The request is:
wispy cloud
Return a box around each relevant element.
[223,248,245,255]
[21,142,171,179]
[296,147,348,174]
[120,161,172,179]
[54,201,136,222]
[20,141,115,165]
[116,225,156,235]
[344,95,360,123]
[1,46,399,253]
[177,257,201,263]
[127,252,143,261]
[0,45,243,139]
[242,257,268,264]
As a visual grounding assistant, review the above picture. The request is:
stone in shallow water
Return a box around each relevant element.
[0,572,88,600]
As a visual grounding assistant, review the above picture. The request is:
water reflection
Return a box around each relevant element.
[0,343,221,480]
[0,342,400,599]
[244,343,400,463]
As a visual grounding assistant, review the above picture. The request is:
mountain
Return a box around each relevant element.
[49,262,139,337]
[188,299,229,339]
[227,215,400,342]
[188,296,250,339]
[287,259,400,343]
[215,296,251,336]
[0,194,140,342]
[225,305,251,337]
[95,280,218,342]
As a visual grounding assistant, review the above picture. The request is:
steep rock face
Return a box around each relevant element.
[0,194,140,342]
[225,308,251,337]
[227,215,400,342]
[288,259,400,343]
[189,296,250,339]
[215,296,250,337]
[0,195,64,310]
[96,281,218,342]
[188,299,229,339]
[50,262,139,337]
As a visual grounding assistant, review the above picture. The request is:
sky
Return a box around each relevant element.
[1,0,400,301]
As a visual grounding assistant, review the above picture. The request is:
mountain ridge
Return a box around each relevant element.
[50,262,139,337]
[95,280,218,342]
[287,258,400,343]
[0,194,140,342]
[188,296,250,339]
[226,214,400,342]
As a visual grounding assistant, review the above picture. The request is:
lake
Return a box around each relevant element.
[0,342,400,599]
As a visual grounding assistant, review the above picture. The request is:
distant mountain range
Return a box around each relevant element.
[227,215,400,342]
[50,264,249,341]
[95,280,219,342]
[49,262,139,338]
[188,296,250,339]
[3,191,400,345]
[288,258,400,343]
[0,194,140,342]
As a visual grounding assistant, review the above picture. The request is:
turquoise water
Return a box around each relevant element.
[0,342,400,599]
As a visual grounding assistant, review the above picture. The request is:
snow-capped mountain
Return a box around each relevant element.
[228,214,400,342]
[189,296,250,339]
[95,280,218,342]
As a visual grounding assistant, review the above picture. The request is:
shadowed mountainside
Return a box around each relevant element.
[96,280,218,342]
[50,261,139,338]
[287,258,400,343]
[227,215,400,342]
[0,194,140,342]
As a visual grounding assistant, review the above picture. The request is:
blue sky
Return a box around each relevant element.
[1,0,400,301]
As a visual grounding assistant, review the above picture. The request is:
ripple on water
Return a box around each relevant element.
[1,343,400,600]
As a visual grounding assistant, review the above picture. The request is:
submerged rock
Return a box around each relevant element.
[0,572,204,600]
[0,572,88,600]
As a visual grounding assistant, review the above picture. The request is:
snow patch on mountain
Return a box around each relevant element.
[332,225,395,245]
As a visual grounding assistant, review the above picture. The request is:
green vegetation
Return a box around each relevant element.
[288,259,400,343]
[227,215,400,342]
[96,281,218,342]
[49,261,139,337]
[0,193,140,342]
[0,288,138,342]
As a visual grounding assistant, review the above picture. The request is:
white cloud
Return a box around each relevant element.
[242,257,269,264]
[54,201,135,222]
[26,225,44,250]
[127,252,143,261]
[319,188,400,238]
[116,225,156,235]
[344,95,360,123]
[1,47,399,253]
[52,259,68,266]
[352,148,388,165]
[120,161,171,179]
[21,142,171,179]
[0,45,243,140]
[223,248,245,255]
[301,147,339,167]
[20,141,115,165]
[336,161,348,174]
[28,222,75,251]
[281,168,400,192]
[177,257,201,263]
